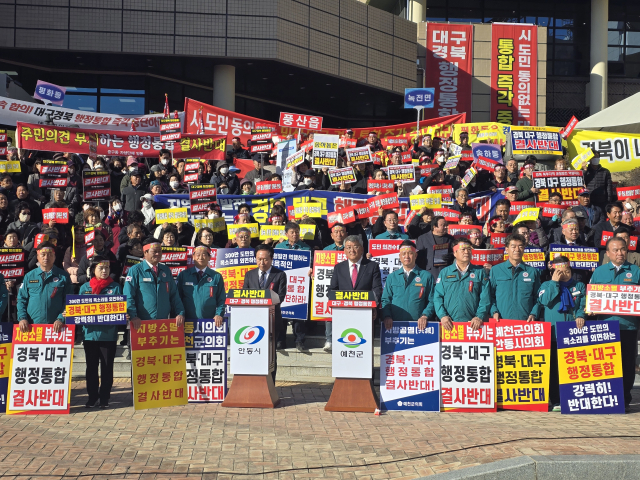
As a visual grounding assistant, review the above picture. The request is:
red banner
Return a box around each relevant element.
[425,23,473,120]
[490,23,538,126]
[490,232,507,248]
[42,208,69,224]
[448,224,480,238]
[617,185,640,200]
[279,112,323,131]
[327,206,356,228]
[367,180,395,194]
[433,208,460,223]
[509,201,535,215]
[539,203,568,218]
[475,156,500,172]
[472,248,504,266]
[367,193,400,213]
[255,181,282,195]
[17,122,226,160]
[560,115,579,139]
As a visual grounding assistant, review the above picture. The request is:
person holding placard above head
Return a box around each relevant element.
[123,238,185,331]
[17,241,70,333]
[589,236,640,412]
[78,255,126,408]
[488,233,541,322]
[275,222,311,250]
[536,255,586,412]
[381,240,434,332]
[434,238,491,332]
[177,245,225,327]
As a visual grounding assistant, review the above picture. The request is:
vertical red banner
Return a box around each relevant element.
[490,23,538,126]
[425,23,473,120]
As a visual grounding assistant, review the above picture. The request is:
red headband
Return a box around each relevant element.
[488,217,501,228]
[143,242,161,252]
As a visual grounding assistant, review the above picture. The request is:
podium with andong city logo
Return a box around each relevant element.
[325,290,378,413]
[222,289,280,408]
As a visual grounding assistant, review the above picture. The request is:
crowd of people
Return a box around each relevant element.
[2,127,636,412]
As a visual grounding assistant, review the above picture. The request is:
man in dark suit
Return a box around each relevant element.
[328,235,383,350]
[243,245,288,382]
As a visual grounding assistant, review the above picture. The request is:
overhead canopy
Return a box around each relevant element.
[576,91,640,134]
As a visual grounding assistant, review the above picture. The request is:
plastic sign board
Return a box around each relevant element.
[404,88,435,109]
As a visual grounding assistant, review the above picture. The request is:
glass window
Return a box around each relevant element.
[425,7,447,20]
[62,95,97,112]
[555,18,573,27]
[608,30,624,45]
[553,61,578,76]
[608,62,624,75]
[554,29,574,42]
[100,96,145,115]
[555,45,575,60]
[627,32,640,46]
[100,88,145,94]
[64,87,97,93]
[536,17,551,27]
[626,47,640,57]
[608,46,624,61]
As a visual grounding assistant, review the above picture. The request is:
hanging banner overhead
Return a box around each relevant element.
[567,129,640,173]
[424,23,473,120]
[490,23,538,126]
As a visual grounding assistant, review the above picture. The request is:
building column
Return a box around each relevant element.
[590,0,608,115]
[409,0,426,23]
[213,65,235,112]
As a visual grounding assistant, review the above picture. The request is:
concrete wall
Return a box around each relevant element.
[0,0,417,95]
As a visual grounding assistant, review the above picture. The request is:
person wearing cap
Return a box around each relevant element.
[240,178,253,195]
[381,240,435,331]
[149,180,163,196]
[572,189,605,228]
[434,238,491,330]
[78,255,125,408]
[589,236,640,412]
[515,159,539,201]
[488,233,541,322]
[140,193,156,227]
[121,169,146,215]
[275,222,311,250]
[123,238,185,330]
[176,245,225,325]
[591,201,634,250]
[536,255,587,411]
[503,185,518,204]
[17,241,70,332]
[584,151,614,211]
[211,163,240,195]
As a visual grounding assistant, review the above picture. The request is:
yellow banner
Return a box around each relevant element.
[132,346,188,410]
[155,208,188,223]
[294,202,322,218]
[409,193,442,210]
[218,265,255,291]
[259,225,285,241]
[558,342,623,385]
[453,122,507,145]
[552,251,599,262]
[567,129,640,173]
[65,301,127,317]
[0,343,11,379]
[194,217,226,233]
[0,161,21,173]
[227,223,259,238]
[512,207,540,225]
[571,148,594,170]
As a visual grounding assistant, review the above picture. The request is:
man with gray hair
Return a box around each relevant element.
[234,226,254,249]
[450,187,477,224]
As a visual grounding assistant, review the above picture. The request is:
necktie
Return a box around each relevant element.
[152,265,158,277]
[259,271,266,289]
[197,270,204,282]
[351,264,358,288]
[404,271,410,287]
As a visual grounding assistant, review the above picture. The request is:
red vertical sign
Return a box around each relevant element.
[425,23,473,120]
[490,23,538,126]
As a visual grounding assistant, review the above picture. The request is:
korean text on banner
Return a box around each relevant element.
[510,127,563,155]
[441,321,497,412]
[0,324,12,411]
[490,23,538,126]
[155,208,189,224]
[285,150,304,170]
[533,170,584,206]
[369,240,403,288]
[425,24,473,120]
[503,247,546,270]
[293,202,322,218]
[130,319,188,410]
[512,207,540,225]
[161,247,189,277]
[328,167,357,185]
[495,321,551,411]
[472,249,504,266]
[567,129,640,173]
[385,165,415,183]
[556,321,624,414]
[571,148,594,170]
[189,184,216,214]
[311,250,347,320]
[213,248,256,292]
[548,244,599,270]
[586,284,640,316]
[616,185,640,200]
[279,112,323,131]
[454,123,508,145]
[7,325,75,415]
[42,208,69,224]
[193,217,225,233]
[380,322,441,412]
[472,143,503,164]
[185,319,227,403]
[312,134,339,169]
[64,294,128,325]
[410,194,442,210]
[82,170,111,202]
[273,250,311,321]
[0,248,25,279]
[346,146,373,165]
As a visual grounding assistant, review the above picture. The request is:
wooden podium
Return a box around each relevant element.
[222,289,280,408]
[324,291,378,413]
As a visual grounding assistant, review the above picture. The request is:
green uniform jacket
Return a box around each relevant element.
[275,240,311,250]
[375,231,409,240]
[433,264,491,322]
[177,267,226,319]
[123,261,185,320]
[537,280,587,340]
[78,281,122,342]
[489,261,541,320]
[590,261,640,330]
[381,267,435,322]
[324,243,344,251]
[17,266,72,324]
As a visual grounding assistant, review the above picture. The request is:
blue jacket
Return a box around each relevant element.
[275,240,311,250]
[123,261,185,320]
[17,266,71,324]
[78,281,122,342]
[177,267,226,319]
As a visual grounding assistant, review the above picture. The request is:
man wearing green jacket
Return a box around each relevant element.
[275,222,311,250]
[489,233,541,321]
[589,236,640,411]
[381,240,434,331]
[537,256,586,411]
[515,157,540,201]
[434,238,491,331]
[177,245,226,326]
[17,242,72,333]
[124,238,185,330]
[325,223,346,250]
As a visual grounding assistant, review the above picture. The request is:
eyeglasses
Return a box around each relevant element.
[237,235,251,240]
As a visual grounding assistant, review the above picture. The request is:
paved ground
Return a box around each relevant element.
[1,380,640,480]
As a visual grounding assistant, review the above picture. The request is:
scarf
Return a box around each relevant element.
[558,280,575,313]
[90,277,112,294]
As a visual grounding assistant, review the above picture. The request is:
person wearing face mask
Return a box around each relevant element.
[10,184,42,224]
[295,169,320,190]
[7,202,39,246]
[140,193,156,227]
[167,174,187,194]
[211,162,240,194]
[158,149,177,176]
[120,156,139,191]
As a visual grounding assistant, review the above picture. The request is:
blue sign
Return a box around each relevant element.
[471,143,503,162]
[33,80,66,107]
[404,88,435,109]
[185,319,227,403]
[548,244,599,271]
[0,323,11,410]
[379,321,440,412]
[64,294,128,325]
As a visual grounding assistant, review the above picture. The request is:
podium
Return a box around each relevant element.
[222,289,280,408]
[325,291,379,413]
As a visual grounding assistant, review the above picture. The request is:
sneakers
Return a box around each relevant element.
[296,342,307,352]
[323,341,332,352]
[552,404,561,412]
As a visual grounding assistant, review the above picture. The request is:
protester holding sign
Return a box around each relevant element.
[592,202,634,250]
[515,158,539,201]
[488,234,541,321]
[536,255,586,411]
[123,238,185,330]
[601,231,640,267]
[375,210,409,240]
[589,236,640,411]
[17,242,70,332]
[77,230,121,284]
[77,255,125,408]
[275,222,311,251]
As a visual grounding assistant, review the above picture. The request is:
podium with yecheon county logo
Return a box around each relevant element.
[325,290,378,412]
[222,289,280,408]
